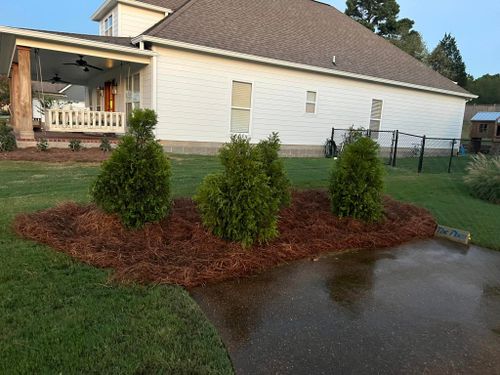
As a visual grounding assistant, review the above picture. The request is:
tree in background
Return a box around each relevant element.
[0,75,9,114]
[467,74,500,104]
[390,18,428,61]
[345,0,402,37]
[345,0,427,61]
[427,33,468,87]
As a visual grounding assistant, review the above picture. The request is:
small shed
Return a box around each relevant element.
[470,112,500,139]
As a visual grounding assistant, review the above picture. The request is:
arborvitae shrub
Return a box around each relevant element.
[255,132,291,208]
[91,109,171,229]
[195,135,280,248]
[464,154,499,204]
[0,122,17,152]
[329,137,384,222]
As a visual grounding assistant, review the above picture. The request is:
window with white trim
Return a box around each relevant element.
[103,15,113,36]
[231,81,252,133]
[306,91,317,114]
[369,99,383,139]
[126,73,141,118]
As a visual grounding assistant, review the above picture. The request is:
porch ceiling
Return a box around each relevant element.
[24,49,145,86]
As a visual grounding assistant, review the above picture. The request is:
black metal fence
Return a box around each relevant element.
[328,128,500,174]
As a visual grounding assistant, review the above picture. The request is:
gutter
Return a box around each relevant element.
[133,35,478,100]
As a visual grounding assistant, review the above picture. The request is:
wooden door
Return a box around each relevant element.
[104,81,115,112]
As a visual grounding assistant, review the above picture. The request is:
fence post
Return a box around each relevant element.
[448,139,456,173]
[418,135,426,173]
[391,130,399,167]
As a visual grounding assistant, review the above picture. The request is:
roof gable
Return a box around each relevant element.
[144,0,470,96]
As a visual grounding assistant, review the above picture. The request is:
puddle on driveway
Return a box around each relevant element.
[192,239,500,375]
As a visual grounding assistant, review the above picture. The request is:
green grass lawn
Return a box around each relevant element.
[0,155,499,373]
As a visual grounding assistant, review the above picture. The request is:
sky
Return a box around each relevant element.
[0,0,498,78]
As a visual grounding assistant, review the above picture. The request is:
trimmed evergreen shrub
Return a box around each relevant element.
[69,139,82,152]
[99,136,112,152]
[464,154,500,204]
[195,135,280,248]
[91,109,171,229]
[36,138,49,152]
[0,122,17,152]
[255,132,291,208]
[329,137,384,222]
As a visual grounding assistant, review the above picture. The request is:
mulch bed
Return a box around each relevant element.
[13,190,437,288]
[1,148,110,162]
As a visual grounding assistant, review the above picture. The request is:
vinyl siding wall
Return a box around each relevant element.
[117,4,166,38]
[153,46,467,145]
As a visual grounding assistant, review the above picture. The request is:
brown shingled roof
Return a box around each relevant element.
[144,0,470,95]
[135,0,190,11]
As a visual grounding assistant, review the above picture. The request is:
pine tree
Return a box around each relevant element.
[428,34,468,87]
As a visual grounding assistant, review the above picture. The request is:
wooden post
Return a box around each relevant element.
[9,63,19,131]
[16,46,34,139]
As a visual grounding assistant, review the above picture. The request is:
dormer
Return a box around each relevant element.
[92,0,172,38]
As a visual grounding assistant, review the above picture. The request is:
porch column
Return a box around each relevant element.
[9,63,18,130]
[15,46,34,139]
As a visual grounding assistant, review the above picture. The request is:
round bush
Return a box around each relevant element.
[0,122,17,152]
[329,137,384,222]
[464,154,499,204]
[195,135,280,248]
[91,109,171,229]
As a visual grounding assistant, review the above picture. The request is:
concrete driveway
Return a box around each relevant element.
[192,239,500,375]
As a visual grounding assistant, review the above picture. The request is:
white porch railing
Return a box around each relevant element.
[45,109,126,134]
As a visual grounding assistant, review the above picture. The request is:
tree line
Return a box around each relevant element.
[345,0,498,104]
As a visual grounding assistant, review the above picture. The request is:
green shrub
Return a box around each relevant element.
[464,154,500,204]
[329,137,384,222]
[91,109,171,229]
[255,132,291,207]
[195,135,280,248]
[99,136,112,152]
[0,122,17,152]
[69,139,82,152]
[36,138,49,152]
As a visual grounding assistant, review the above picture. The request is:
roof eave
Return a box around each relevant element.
[134,35,477,100]
[0,26,156,57]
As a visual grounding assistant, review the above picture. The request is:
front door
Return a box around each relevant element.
[104,81,115,112]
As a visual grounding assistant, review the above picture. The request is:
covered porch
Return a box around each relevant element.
[0,27,154,140]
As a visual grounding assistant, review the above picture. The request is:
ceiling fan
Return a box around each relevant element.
[50,74,70,84]
[63,55,103,72]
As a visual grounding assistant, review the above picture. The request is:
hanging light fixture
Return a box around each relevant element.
[111,80,119,95]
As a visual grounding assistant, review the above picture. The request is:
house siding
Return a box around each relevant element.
[153,46,467,150]
[117,4,166,38]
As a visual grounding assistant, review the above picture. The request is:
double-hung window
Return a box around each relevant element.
[369,99,383,139]
[306,91,317,114]
[231,81,252,134]
[479,123,488,133]
[104,15,113,36]
[126,73,141,118]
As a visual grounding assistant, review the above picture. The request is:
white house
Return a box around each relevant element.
[0,0,476,155]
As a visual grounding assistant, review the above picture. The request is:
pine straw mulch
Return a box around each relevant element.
[13,190,437,288]
[1,148,110,162]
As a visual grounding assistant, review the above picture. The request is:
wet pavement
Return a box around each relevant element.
[191,239,500,375]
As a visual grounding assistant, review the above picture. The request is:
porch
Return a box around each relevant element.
[0,27,154,141]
